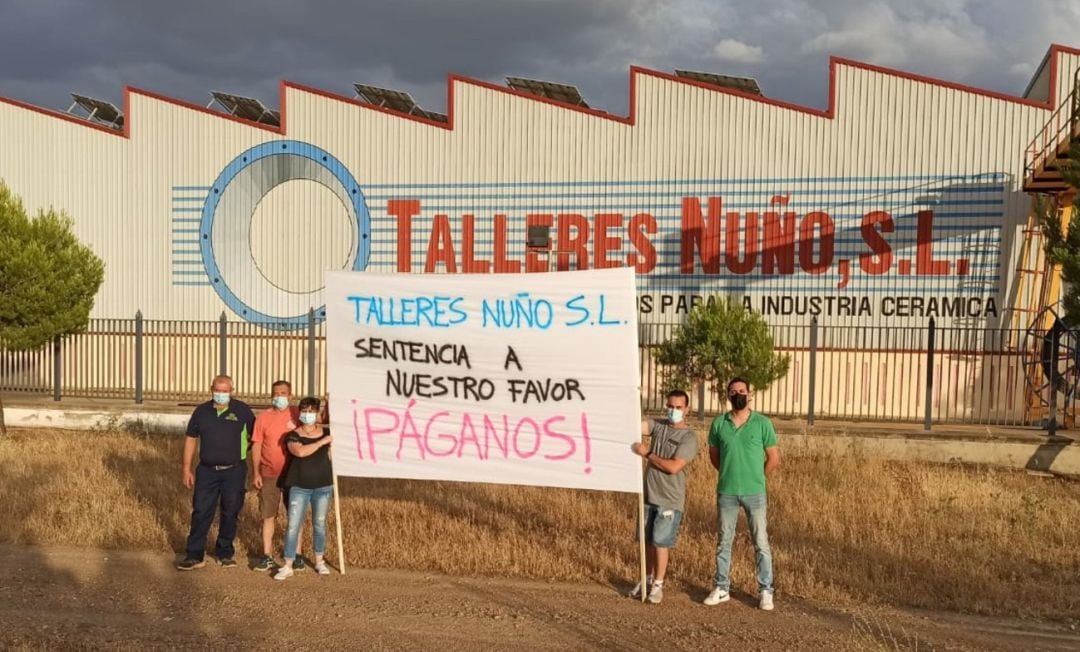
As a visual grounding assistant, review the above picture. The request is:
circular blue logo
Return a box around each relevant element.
[200,141,370,328]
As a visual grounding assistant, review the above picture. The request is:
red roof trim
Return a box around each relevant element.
[0,94,130,137]
[630,66,832,118]
[1,44,1077,137]
[834,56,1051,110]
[129,87,284,135]
[447,74,634,125]
[283,81,454,129]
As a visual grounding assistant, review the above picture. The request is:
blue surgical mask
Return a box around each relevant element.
[299,412,317,426]
[271,396,290,410]
[213,392,230,405]
[666,408,684,424]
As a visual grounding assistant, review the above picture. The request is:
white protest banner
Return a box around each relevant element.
[325,268,642,493]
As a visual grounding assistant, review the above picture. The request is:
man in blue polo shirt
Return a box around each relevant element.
[703,377,781,610]
[177,374,256,570]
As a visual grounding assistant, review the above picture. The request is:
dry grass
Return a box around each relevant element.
[1,426,1078,621]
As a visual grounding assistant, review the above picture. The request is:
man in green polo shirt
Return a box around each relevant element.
[703,377,781,611]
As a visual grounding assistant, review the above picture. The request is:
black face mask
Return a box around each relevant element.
[728,393,748,410]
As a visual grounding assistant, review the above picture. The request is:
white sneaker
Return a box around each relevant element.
[646,583,664,604]
[273,566,294,581]
[759,590,774,611]
[315,561,330,575]
[703,587,730,606]
[628,576,653,598]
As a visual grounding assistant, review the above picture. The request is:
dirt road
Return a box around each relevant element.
[2,545,1077,651]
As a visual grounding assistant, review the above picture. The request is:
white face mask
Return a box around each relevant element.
[299,412,317,426]
[271,396,290,410]
[213,391,230,405]
[666,408,684,423]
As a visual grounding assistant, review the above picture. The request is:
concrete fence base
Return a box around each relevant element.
[5,405,1077,478]
[5,407,188,434]
[783,432,1080,477]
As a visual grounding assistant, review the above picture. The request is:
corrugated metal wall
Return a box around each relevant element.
[0,48,1075,331]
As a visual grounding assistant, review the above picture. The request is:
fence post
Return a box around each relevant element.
[134,310,144,404]
[808,317,818,426]
[924,317,936,431]
[1048,326,1059,438]
[52,336,62,401]
[697,382,705,422]
[218,312,228,377]
[307,307,317,398]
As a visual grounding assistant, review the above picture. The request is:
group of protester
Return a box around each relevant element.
[174,374,780,606]
[631,379,780,610]
[176,375,334,581]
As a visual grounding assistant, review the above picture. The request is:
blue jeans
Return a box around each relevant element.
[643,503,684,548]
[283,485,333,561]
[714,493,773,593]
[185,463,247,561]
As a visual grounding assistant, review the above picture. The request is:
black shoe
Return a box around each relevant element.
[293,556,306,571]
[176,557,206,571]
[219,557,237,569]
[251,555,274,572]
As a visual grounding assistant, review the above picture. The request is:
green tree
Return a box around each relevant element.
[0,182,104,435]
[1035,143,1080,326]
[654,297,790,406]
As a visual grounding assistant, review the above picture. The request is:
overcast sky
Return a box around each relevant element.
[1,0,1079,117]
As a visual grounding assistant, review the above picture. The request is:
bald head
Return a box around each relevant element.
[211,375,234,393]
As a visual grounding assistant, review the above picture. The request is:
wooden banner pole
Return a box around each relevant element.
[332,471,347,575]
[638,486,647,603]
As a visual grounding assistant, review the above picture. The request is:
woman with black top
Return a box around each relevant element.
[274,396,334,580]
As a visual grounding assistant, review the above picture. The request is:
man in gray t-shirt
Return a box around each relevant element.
[629,389,698,604]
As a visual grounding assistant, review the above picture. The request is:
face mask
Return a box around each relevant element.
[213,392,230,405]
[729,393,748,410]
[666,408,684,423]
[271,396,290,410]
[299,412,317,426]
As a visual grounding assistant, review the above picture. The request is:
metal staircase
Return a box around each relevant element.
[1018,69,1080,428]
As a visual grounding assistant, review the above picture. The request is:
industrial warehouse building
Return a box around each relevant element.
[1,45,1077,422]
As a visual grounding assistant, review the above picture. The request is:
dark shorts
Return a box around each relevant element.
[258,476,288,519]
[644,503,684,548]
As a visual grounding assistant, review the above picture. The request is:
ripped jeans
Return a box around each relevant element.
[283,485,333,561]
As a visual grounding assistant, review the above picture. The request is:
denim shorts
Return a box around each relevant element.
[644,503,684,548]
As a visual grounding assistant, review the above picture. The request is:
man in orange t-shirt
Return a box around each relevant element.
[251,380,301,571]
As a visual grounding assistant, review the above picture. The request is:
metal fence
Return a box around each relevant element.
[2,312,1074,430]
[0,311,327,404]
[643,318,1074,430]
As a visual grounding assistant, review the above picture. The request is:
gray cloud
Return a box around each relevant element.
[0,0,1077,118]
